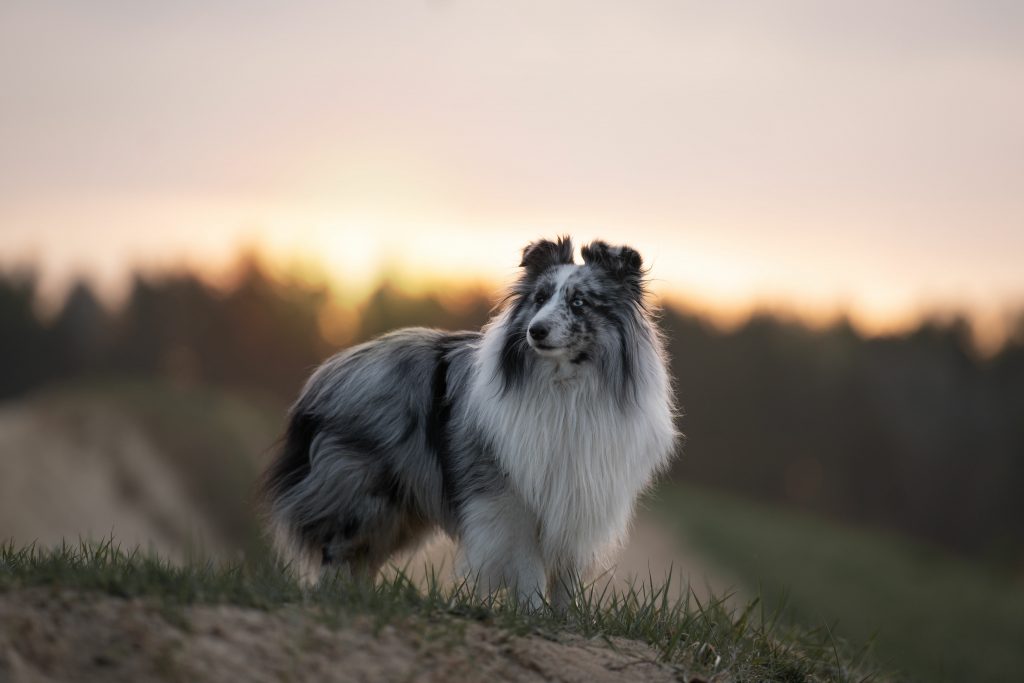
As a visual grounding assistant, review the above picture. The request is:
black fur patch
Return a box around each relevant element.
[498,328,529,391]
[324,415,388,456]
[588,301,643,405]
[427,333,479,504]
[262,411,320,498]
[610,314,637,397]
[427,346,455,504]
[341,516,361,539]
[370,459,405,506]
[426,353,451,455]
[498,299,531,392]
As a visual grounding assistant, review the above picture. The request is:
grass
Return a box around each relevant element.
[0,539,884,682]
[660,484,1024,683]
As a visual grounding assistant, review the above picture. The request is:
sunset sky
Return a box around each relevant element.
[2,1,1022,343]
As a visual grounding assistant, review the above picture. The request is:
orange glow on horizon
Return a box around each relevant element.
[4,192,1017,356]
[59,225,1007,355]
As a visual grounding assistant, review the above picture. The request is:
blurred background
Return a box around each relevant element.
[1,1,1022,681]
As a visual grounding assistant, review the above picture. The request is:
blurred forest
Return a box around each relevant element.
[2,258,1022,570]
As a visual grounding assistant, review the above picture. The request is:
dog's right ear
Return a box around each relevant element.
[519,236,574,278]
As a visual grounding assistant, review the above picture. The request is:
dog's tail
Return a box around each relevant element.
[263,410,318,503]
[260,410,322,582]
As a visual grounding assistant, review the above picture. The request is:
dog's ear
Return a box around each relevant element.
[520,236,574,278]
[581,241,644,294]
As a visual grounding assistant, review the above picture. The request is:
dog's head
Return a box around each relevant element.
[510,236,647,364]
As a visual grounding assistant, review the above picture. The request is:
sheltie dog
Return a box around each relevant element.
[263,236,677,608]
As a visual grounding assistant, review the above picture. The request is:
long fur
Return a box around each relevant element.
[262,236,678,607]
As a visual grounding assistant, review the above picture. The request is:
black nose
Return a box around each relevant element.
[529,324,549,341]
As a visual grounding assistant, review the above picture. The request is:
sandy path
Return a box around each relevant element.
[0,590,713,683]
[0,402,222,562]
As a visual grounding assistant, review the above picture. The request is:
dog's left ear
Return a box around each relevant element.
[581,241,644,295]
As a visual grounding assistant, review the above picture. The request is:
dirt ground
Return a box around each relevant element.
[0,589,718,683]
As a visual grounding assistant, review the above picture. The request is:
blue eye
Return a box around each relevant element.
[571,297,585,308]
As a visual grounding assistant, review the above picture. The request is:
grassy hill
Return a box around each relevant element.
[0,541,884,682]
[660,485,1024,682]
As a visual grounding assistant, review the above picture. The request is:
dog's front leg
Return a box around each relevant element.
[458,491,546,609]
[548,564,584,612]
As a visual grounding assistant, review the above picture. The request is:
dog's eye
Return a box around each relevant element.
[571,297,585,308]
[535,293,548,305]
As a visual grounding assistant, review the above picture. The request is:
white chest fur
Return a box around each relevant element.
[470,347,676,570]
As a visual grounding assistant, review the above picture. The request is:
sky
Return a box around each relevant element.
[2,1,1023,343]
